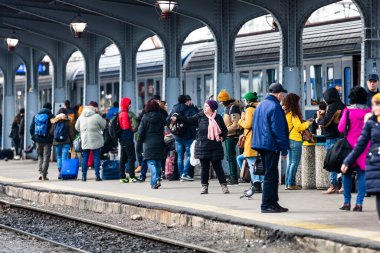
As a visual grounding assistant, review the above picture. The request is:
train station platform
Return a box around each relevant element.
[0,159,380,251]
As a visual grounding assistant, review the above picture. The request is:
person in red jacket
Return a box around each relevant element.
[119,98,141,183]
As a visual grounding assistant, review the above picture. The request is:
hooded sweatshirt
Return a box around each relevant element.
[118,98,134,142]
[316,88,346,139]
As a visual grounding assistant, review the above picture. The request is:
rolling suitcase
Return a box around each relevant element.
[61,159,79,180]
[101,160,120,180]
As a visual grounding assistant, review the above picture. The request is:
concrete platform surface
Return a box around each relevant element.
[1,159,380,249]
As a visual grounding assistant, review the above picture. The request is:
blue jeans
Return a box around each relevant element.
[55,144,70,170]
[236,154,264,183]
[343,168,366,205]
[326,138,339,186]
[175,139,193,177]
[285,140,302,187]
[82,149,101,178]
[147,159,161,186]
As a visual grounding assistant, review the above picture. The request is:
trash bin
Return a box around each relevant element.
[315,142,330,190]
[301,141,316,189]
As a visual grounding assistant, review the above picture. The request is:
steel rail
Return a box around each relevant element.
[0,200,223,253]
[0,223,88,253]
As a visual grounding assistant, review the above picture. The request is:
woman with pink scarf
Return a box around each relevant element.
[172,100,228,194]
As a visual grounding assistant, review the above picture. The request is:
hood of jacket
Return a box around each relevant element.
[51,113,69,124]
[172,103,188,114]
[323,88,341,105]
[227,99,243,109]
[120,98,131,111]
[82,106,96,117]
[38,108,53,116]
[144,111,163,123]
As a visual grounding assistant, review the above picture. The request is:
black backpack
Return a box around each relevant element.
[323,110,352,173]
[54,121,68,142]
[109,114,122,139]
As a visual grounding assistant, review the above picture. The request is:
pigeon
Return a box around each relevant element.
[240,185,256,199]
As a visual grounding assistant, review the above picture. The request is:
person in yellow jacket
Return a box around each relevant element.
[236,92,264,192]
[283,93,314,190]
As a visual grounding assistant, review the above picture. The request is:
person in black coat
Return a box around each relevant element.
[172,99,229,195]
[137,99,166,189]
[316,88,346,194]
[342,93,380,216]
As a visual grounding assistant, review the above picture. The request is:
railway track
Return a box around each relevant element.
[0,200,223,253]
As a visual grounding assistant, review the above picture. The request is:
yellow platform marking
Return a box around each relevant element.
[1,175,380,244]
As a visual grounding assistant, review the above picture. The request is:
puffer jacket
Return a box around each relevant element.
[223,100,243,137]
[137,111,166,161]
[286,112,310,142]
[251,95,289,156]
[179,111,228,160]
[75,106,107,150]
[344,115,380,193]
[338,105,371,170]
[167,102,199,140]
[30,108,54,143]
[238,103,258,157]
[316,88,346,139]
[50,113,76,146]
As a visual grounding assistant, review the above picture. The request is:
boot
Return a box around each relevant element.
[58,168,62,180]
[82,174,87,182]
[221,184,230,194]
[253,182,262,193]
[200,185,208,194]
[323,185,338,194]
[339,203,351,211]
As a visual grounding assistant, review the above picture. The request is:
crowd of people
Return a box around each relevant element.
[4,73,380,220]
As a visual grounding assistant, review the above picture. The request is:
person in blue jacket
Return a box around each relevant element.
[251,83,290,213]
[106,101,119,120]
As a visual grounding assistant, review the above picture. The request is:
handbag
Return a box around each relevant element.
[238,129,251,149]
[73,135,82,152]
[302,129,314,142]
[252,156,265,176]
[323,110,352,173]
[240,159,251,183]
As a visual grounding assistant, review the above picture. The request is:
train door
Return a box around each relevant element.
[310,65,323,105]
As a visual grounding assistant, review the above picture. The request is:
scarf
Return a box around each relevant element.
[205,111,222,141]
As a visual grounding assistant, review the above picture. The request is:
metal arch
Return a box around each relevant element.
[0,1,152,56]
[56,0,167,39]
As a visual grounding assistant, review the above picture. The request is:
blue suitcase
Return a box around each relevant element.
[61,159,79,180]
[101,160,120,180]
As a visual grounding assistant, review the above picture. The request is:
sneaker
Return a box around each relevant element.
[42,176,49,181]
[352,205,363,212]
[180,175,194,181]
[221,184,230,194]
[200,185,208,194]
[137,176,146,182]
[38,175,42,180]
[119,178,129,183]
[323,185,338,194]
[339,203,351,211]
[227,179,239,186]
[151,181,161,189]
[58,176,62,180]
[129,177,143,183]
[14,155,21,160]
[286,185,302,190]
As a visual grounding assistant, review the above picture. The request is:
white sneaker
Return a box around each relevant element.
[14,155,21,160]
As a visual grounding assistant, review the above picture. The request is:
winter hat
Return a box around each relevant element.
[178,95,187,104]
[244,92,258,103]
[43,102,52,110]
[372,93,380,103]
[205,100,218,112]
[88,101,98,108]
[217,89,230,102]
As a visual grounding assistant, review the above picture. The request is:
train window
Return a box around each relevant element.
[196,77,202,107]
[252,71,263,101]
[114,82,119,102]
[327,67,334,89]
[240,71,249,100]
[310,65,323,106]
[147,79,154,97]
[266,69,277,85]
[344,67,351,104]
[204,74,213,101]
[155,80,160,97]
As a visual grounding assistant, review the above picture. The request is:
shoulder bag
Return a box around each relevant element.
[252,156,265,176]
[323,110,352,173]
[238,129,251,149]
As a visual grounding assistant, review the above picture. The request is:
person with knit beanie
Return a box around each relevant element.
[30,102,55,180]
[171,100,229,194]
[218,89,244,185]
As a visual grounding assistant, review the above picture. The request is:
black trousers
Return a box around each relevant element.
[260,150,280,210]
[119,140,136,179]
[200,159,227,185]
